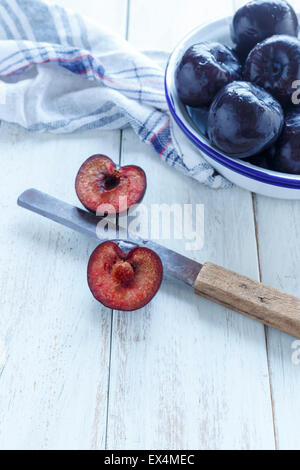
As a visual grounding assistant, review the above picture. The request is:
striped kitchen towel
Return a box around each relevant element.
[0,0,230,188]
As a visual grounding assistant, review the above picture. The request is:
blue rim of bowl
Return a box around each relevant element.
[165,44,300,190]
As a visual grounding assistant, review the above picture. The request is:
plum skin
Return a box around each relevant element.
[271,113,300,174]
[231,0,298,60]
[244,35,300,107]
[207,81,284,159]
[175,42,241,107]
[244,150,274,169]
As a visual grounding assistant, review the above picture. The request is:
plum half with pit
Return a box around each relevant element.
[232,0,298,60]
[175,42,241,107]
[75,155,146,214]
[207,81,284,158]
[270,113,300,174]
[87,241,163,311]
[244,35,300,106]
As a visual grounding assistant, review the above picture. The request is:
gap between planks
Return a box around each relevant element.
[251,193,278,450]
[104,0,131,449]
[103,0,277,449]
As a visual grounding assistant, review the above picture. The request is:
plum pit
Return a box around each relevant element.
[87,241,163,311]
[112,261,135,285]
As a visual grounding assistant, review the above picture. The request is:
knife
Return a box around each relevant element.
[18,188,300,338]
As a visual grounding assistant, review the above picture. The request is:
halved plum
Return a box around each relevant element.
[87,241,163,311]
[75,155,146,214]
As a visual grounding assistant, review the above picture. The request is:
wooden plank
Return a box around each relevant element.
[0,0,126,450]
[106,133,275,449]
[105,0,276,450]
[106,0,278,444]
[0,125,119,450]
[232,0,300,450]
[253,195,300,450]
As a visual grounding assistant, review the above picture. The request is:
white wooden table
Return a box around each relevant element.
[1,0,300,450]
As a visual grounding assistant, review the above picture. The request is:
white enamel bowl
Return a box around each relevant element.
[165,15,300,199]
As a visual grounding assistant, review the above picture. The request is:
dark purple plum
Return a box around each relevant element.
[271,113,300,173]
[284,98,300,113]
[244,148,275,169]
[244,35,300,106]
[231,0,298,60]
[175,42,241,107]
[207,81,284,158]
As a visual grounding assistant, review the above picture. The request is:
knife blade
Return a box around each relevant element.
[17,188,202,287]
[18,188,300,338]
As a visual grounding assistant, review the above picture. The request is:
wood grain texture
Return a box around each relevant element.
[232,0,300,451]
[3,0,297,450]
[0,125,116,450]
[104,0,279,442]
[106,130,275,449]
[195,262,300,338]
[254,195,300,450]
[104,0,277,451]
[0,0,126,450]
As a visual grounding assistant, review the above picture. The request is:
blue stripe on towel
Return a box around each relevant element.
[1,0,27,38]
[76,112,124,131]
[110,66,161,76]
[0,45,80,69]
[28,102,117,132]
[144,114,164,142]
[151,126,171,154]
[0,14,13,39]
[55,5,74,46]
[75,13,91,51]
[16,0,60,44]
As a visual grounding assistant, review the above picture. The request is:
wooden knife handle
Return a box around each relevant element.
[194,262,300,338]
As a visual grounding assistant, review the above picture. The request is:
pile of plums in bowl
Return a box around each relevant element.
[175,0,300,174]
